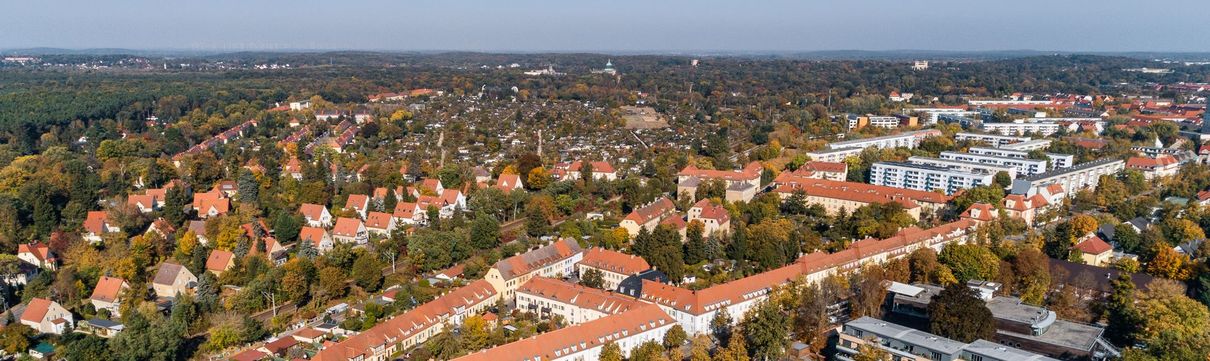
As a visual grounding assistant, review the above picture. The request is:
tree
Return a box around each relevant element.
[1070,214,1098,237]
[0,323,31,354]
[65,335,110,361]
[742,301,789,361]
[352,253,384,291]
[684,221,707,264]
[527,166,551,190]
[630,341,667,361]
[927,283,996,343]
[1105,274,1142,346]
[992,171,1012,189]
[238,169,259,205]
[462,315,491,351]
[1013,248,1051,305]
[273,212,302,243]
[581,268,605,289]
[711,308,734,345]
[470,212,501,250]
[664,324,688,350]
[525,205,550,237]
[1146,245,1191,280]
[938,244,999,282]
[1132,280,1210,359]
[715,334,750,361]
[852,343,890,361]
[599,342,624,361]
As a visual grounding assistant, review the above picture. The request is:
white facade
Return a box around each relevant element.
[870,162,995,195]
[1011,159,1125,197]
[954,132,1031,147]
[943,149,1049,176]
[827,129,941,151]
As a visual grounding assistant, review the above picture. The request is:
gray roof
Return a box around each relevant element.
[152,263,188,285]
[845,316,967,355]
[963,339,1059,361]
[1020,158,1124,182]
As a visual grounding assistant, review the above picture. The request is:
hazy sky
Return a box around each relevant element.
[5,0,1210,52]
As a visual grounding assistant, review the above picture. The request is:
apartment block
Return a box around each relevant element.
[1010,159,1125,197]
[869,162,995,195]
[827,129,942,151]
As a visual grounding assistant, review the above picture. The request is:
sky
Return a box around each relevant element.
[4,0,1210,53]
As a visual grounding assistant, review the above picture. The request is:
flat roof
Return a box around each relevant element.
[963,339,1060,361]
[995,319,1103,352]
[830,129,939,147]
[846,316,967,355]
[875,161,996,176]
[909,156,1017,173]
[1021,158,1124,181]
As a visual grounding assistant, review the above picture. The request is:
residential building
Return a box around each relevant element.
[687,199,731,236]
[300,203,333,227]
[846,114,902,129]
[554,160,619,181]
[981,121,1064,136]
[675,162,762,203]
[332,217,369,245]
[312,280,499,361]
[577,248,651,291]
[797,161,848,181]
[19,298,73,335]
[205,250,235,276]
[89,276,130,317]
[1074,235,1113,267]
[954,132,1031,147]
[770,177,951,220]
[392,202,425,226]
[453,304,675,361]
[364,211,397,236]
[82,211,120,243]
[619,197,677,237]
[496,174,524,192]
[515,277,640,325]
[1126,155,1180,180]
[1000,139,1053,152]
[836,317,1058,361]
[299,227,334,254]
[1001,194,1051,226]
[943,149,1049,175]
[641,219,976,335]
[826,129,942,151]
[803,147,864,163]
[152,263,196,298]
[345,194,371,219]
[484,238,584,298]
[191,190,230,218]
[907,156,1018,179]
[1010,159,1125,197]
[869,162,996,195]
[17,242,56,270]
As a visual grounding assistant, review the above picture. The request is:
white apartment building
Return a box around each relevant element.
[804,147,864,163]
[1010,159,1125,197]
[999,139,1052,152]
[967,147,1074,170]
[907,108,979,124]
[827,129,942,151]
[869,162,995,195]
[907,156,1018,180]
[846,114,901,129]
[954,132,1031,147]
[982,121,1064,136]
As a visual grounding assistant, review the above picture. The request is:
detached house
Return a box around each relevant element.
[205,250,235,276]
[89,276,130,317]
[300,227,334,254]
[83,211,120,243]
[365,212,396,236]
[345,194,371,219]
[619,197,677,237]
[332,217,368,245]
[495,174,524,192]
[1075,235,1113,267]
[152,263,196,299]
[687,199,731,237]
[127,194,158,213]
[17,242,56,270]
[393,202,425,226]
[20,298,73,335]
[300,203,333,227]
[192,190,230,218]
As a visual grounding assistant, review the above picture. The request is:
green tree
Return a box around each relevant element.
[938,244,1000,282]
[0,323,31,354]
[470,212,501,250]
[599,342,624,361]
[525,205,550,237]
[581,268,605,289]
[742,301,789,361]
[352,253,384,292]
[927,283,996,343]
[664,324,688,350]
[1106,274,1142,346]
[238,169,259,205]
[711,307,734,346]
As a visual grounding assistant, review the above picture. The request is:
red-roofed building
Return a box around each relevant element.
[619,197,677,237]
[770,178,950,221]
[206,250,235,276]
[392,202,424,226]
[192,190,230,218]
[82,211,120,243]
[1126,155,1180,180]
[1075,235,1113,267]
[332,217,368,245]
[452,304,674,361]
[495,173,524,192]
[484,238,584,298]
[89,276,130,317]
[17,242,56,270]
[676,162,763,203]
[364,211,396,236]
[258,337,300,357]
[345,194,370,219]
[553,161,619,181]
[960,203,997,223]
[515,277,640,324]
[20,298,73,335]
[688,199,731,236]
[299,227,334,254]
[1002,193,1050,226]
[299,203,333,227]
[127,194,158,213]
[577,248,650,290]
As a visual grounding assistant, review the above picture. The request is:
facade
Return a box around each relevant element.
[1125,155,1180,180]
[484,238,584,298]
[907,156,1018,180]
[771,177,950,220]
[82,211,120,243]
[869,162,996,195]
[332,217,369,245]
[577,248,651,291]
[312,280,499,361]
[675,162,762,203]
[640,219,977,335]
[299,227,334,254]
[152,263,196,298]
[345,194,370,219]
[1010,159,1125,197]
[89,276,130,317]
[1074,235,1113,267]
[515,277,639,325]
[555,161,619,181]
[619,197,677,237]
[453,304,674,361]
[827,129,942,151]
[804,147,864,163]
[846,114,901,129]
[837,317,1058,361]
[364,211,397,236]
[300,203,333,227]
[687,199,731,236]
[982,121,1063,136]
[954,132,1031,147]
[17,242,56,270]
[943,149,1049,175]
[20,298,73,335]
[1000,139,1053,152]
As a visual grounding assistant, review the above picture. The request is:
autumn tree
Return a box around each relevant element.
[742,301,788,361]
[1146,245,1191,280]
[938,244,1000,282]
[927,283,996,343]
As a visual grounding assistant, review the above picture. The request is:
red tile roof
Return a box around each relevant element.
[299,203,328,221]
[677,161,762,182]
[365,212,393,230]
[21,298,54,324]
[493,238,583,280]
[623,197,676,224]
[18,242,52,264]
[345,194,370,212]
[90,276,127,303]
[332,218,363,238]
[579,248,650,275]
[517,277,639,314]
[691,199,730,223]
[1075,236,1112,255]
[453,304,673,361]
[206,250,235,272]
[83,211,110,235]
